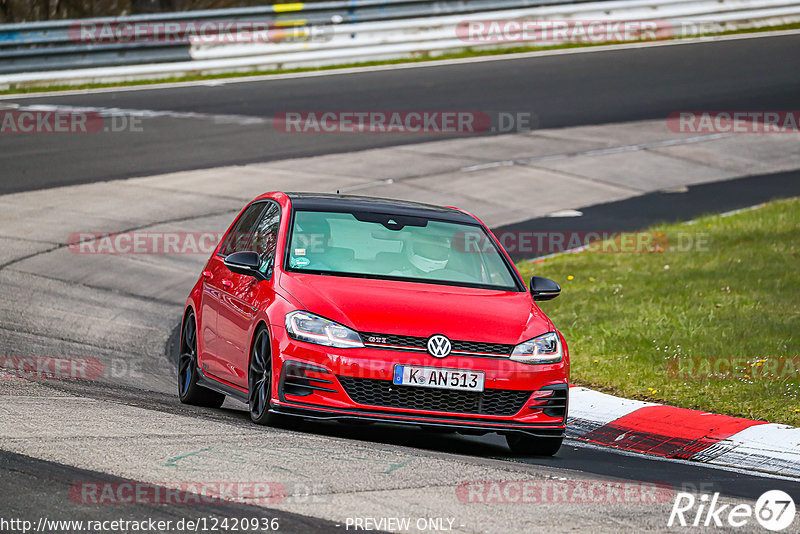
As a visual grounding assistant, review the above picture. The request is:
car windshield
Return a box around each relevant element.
[286,209,520,290]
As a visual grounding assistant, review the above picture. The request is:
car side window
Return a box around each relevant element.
[252,203,281,277]
[218,202,266,257]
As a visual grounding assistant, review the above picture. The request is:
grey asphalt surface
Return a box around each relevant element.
[498,169,800,260]
[0,165,797,531]
[29,366,800,503]
[0,33,799,193]
[0,449,347,534]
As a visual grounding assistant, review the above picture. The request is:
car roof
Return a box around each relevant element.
[284,192,478,224]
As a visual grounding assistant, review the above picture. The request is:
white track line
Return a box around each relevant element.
[9,104,268,126]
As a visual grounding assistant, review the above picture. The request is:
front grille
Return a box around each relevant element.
[338,376,531,416]
[362,333,426,349]
[453,340,513,355]
[361,332,513,356]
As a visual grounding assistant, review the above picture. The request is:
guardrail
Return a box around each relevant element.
[0,0,595,74]
[1,0,799,88]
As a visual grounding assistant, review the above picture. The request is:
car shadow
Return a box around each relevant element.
[215,400,528,460]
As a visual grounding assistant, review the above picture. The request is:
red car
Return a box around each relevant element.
[179,192,569,455]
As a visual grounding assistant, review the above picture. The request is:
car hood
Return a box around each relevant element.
[278,272,552,344]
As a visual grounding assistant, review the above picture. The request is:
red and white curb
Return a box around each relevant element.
[567,386,800,478]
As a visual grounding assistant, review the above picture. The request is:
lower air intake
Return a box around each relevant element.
[338,376,531,416]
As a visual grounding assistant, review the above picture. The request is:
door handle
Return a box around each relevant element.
[221,279,233,289]
[202,270,213,280]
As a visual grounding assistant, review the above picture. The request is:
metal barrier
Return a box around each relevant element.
[1,0,799,87]
[0,0,597,74]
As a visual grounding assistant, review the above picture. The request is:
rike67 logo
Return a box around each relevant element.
[669,490,796,531]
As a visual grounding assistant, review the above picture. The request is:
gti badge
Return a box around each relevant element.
[427,334,452,358]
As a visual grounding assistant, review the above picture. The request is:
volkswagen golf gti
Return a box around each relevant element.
[179,192,569,455]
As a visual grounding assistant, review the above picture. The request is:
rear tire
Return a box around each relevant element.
[505,434,563,456]
[178,311,225,408]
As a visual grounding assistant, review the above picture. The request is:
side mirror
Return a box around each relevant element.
[224,251,265,280]
[530,276,561,301]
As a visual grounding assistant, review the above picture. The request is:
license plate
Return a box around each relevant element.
[392,365,485,392]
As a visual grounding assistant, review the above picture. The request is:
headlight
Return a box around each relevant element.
[285,311,364,349]
[510,332,562,364]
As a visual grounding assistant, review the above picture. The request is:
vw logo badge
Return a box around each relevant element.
[427,334,452,358]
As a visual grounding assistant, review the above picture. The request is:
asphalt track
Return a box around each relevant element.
[0,32,799,193]
[0,449,344,534]
[16,364,800,507]
[1,166,798,530]
[498,169,800,260]
[2,32,800,533]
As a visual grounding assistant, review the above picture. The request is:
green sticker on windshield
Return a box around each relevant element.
[293,257,311,268]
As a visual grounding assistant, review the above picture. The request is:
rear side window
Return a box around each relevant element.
[218,203,266,256]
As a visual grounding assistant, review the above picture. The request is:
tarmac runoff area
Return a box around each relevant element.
[1,118,799,532]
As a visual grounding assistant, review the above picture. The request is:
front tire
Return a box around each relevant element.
[506,434,563,456]
[248,326,280,425]
[178,311,225,408]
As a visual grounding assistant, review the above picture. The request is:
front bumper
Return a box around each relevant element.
[271,327,569,435]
